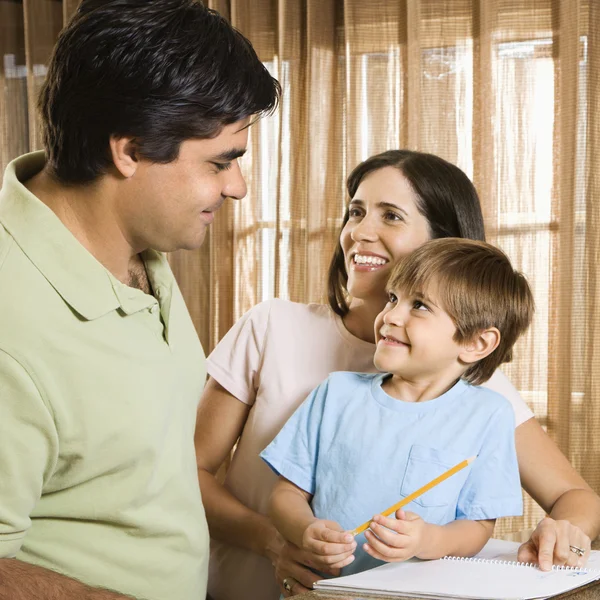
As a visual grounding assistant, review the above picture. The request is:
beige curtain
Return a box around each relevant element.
[1,0,598,537]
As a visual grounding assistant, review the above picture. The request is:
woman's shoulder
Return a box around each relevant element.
[258,298,335,326]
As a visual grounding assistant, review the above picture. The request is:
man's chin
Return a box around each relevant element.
[157,229,208,253]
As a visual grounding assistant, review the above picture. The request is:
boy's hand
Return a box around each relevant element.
[302,519,357,570]
[363,509,427,562]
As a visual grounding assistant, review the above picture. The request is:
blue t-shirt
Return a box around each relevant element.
[260,371,523,575]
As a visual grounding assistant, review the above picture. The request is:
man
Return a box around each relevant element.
[0,1,280,599]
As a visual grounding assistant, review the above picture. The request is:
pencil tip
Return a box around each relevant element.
[467,455,477,464]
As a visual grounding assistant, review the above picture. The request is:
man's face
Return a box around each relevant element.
[118,118,250,252]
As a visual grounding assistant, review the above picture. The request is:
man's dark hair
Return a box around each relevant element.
[327,150,486,317]
[39,0,281,184]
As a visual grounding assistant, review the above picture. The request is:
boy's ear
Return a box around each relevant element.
[109,135,139,178]
[459,328,501,365]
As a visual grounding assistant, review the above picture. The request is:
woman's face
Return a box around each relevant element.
[340,166,432,304]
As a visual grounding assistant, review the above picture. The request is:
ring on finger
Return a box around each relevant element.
[569,545,585,557]
[283,577,294,593]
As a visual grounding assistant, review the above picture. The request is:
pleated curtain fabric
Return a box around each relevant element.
[1,0,598,537]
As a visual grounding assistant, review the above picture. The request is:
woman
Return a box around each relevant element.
[195,150,600,600]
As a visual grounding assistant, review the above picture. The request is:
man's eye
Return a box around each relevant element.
[212,162,232,172]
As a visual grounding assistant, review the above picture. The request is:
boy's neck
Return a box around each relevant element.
[382,372,464,403]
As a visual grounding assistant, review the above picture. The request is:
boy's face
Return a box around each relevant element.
[373,281,467,383]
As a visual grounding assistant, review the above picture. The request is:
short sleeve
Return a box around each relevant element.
[0,348,58,557]
[456,400,523,521]
[206,301,272,406]
[259,378,330,495]
[483,370,534,427]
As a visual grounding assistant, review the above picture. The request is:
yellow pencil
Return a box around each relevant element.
[350,455,476,536]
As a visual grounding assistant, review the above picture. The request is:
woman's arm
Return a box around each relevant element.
[515,417,600,569]
[195,377,279,558]
[194,378,323,593]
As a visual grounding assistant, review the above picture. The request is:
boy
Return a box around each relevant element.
[261,238,534,577]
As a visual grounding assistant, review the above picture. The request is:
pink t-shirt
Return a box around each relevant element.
[205,299,533,600]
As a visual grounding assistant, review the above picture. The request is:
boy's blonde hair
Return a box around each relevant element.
[387,238,534,385]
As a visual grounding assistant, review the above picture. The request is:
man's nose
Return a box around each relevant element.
[223,161,247,200]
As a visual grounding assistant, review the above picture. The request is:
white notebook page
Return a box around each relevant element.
[314,539,600,600]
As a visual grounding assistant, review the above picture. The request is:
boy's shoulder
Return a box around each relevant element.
[463,381,516,416]
[324,370,380,389]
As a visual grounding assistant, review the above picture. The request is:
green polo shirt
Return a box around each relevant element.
[0,152,209,600]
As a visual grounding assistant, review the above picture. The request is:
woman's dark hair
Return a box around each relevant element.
[327,149,486,317]
[39,0,281,184]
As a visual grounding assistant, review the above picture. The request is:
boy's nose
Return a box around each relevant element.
[384,304,407,327]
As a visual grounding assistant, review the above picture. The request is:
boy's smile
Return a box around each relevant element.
[378,331,410,348]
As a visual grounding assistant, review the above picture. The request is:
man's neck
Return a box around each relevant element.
[24,168,138,285]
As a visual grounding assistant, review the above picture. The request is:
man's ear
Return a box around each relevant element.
[459,328,501,365]
[109,136,139,178]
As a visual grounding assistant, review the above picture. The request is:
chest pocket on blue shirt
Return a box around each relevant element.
[400,445,471,516]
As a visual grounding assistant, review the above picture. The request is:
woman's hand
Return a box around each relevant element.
[363,510,426,562]
[517,517,592,571]
[273,540,338,597]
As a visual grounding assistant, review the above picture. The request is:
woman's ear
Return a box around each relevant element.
[109,135,139,178]
[459,328,501,365]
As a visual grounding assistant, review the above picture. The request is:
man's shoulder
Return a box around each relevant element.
[0,223,65,338]
[0,224,35,299]
[0,224,14,273]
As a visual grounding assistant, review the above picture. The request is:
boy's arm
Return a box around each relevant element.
[415,518,494,558]
[269,477,317,548]
[269,477,356,569]
[363,510,494,562]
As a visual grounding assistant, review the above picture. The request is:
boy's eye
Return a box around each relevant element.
[387,292,398,304]
[413,300,428,311]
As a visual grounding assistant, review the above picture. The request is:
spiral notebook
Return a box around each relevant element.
[313,539,600,599]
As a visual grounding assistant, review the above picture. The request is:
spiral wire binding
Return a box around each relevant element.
[441,555,600,573]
